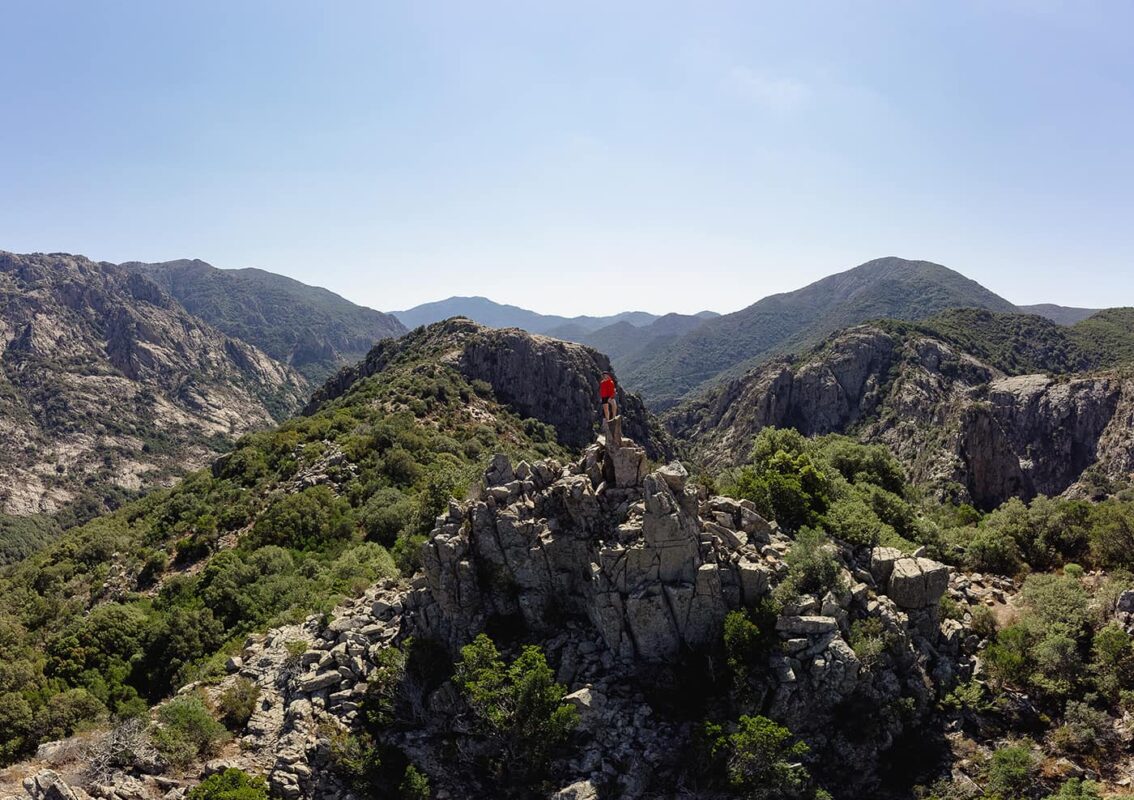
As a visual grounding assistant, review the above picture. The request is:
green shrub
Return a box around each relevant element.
[699,715,823,800]
[1049,700,1114,758]
[774,528,841,604]
[964,525,1023,575]
[1091,623,1134,701]
[725,430,833,533]
[0,693,34,761]
[251,485,355,551]
[153,695,230,770]
[985,744,1037,799]
[454,634,578,782]
[1044,778,1103,800]
[985,625,1034,689]
[360,488,415,547]
[143,607,226,697]
[216,678,260,732]
[723,610,765,697]
[849,618,893,669]
[1088,501,1134,569]
[398,765,431,800]
[186,768,269,800]
[33,688,106,742]
[970,604,998,640]
[822,497,887,547]
[364,647,408,729]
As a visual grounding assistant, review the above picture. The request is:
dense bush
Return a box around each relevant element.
[729,435,832,534]
[216,678,261,732]
[698,715,828,800]
[455,634,578,784]
[1044,778,1103,800]
[251,485,355,551]
[774,528,842,605]
[185,768,270,800]
[153,695,230,769]
[984,744,1037,799]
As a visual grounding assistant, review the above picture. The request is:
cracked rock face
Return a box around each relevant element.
[667,325,1134,509]
[418,436,765,663]
[886,556,951,609]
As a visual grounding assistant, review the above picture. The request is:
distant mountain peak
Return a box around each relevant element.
[124,259,406,382]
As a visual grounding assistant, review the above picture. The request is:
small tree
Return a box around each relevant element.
[699,715,823,800]
[985,744,1037,800]
[216,678,261,732]
[454,634,578,783]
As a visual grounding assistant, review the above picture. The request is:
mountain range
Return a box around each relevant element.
[0,252,310,516]
[0,251,409,518]
[395,258,1105,410]
[123,259,406,383]
[1,247,1134,800]
[392,295,718,337]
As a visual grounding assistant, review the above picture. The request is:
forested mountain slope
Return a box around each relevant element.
[124,259,406,383]
[622,257,1019,409]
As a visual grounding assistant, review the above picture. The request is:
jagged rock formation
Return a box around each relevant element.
[0,251,308,515]
[308,318,672,458]
[667,325,1134,509]
[123,259,406,383]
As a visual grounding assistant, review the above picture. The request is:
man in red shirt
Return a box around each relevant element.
[600,371,618,421]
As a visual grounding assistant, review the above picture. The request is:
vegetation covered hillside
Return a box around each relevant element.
[884,307,1134,377]
[124,259,406,383]
[0,320,575,765]
[622,257,1018,409]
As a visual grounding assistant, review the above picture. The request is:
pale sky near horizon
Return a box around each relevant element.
[2,1,1132,316]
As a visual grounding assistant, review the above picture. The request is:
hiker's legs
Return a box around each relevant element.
[608,398,618,419]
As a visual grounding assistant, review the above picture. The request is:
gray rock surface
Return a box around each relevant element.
[666,324,1134,509]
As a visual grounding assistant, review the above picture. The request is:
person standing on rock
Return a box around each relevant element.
[600,371,618,421]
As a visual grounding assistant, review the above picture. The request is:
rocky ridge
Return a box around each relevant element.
[0,252,308,515]
[667,325,1134,509]
[308,317,672,459]
[2,431,1017,800]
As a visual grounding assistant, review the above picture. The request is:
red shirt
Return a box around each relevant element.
[600,377,616,400]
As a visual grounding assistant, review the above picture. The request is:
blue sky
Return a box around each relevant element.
[2,1,1131,315]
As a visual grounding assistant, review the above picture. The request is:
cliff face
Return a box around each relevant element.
[308,317,673,459]
[667,326,1134,508]
[0,252,308,515]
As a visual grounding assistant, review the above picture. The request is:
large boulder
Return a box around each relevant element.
[886,557,950,609]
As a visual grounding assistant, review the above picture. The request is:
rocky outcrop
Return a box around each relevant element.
[667,325,1134,508]
[0,251,308,515]
[1,439,981,800]
[307,318,673,459]
[404,438,963,795]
